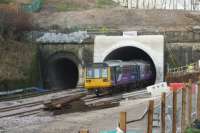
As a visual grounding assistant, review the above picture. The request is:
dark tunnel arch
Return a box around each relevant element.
[45,52,80,90]
[104,46,156,85]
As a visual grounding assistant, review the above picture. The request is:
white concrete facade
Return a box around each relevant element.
[113,0,200,10]
[94,35,164,83]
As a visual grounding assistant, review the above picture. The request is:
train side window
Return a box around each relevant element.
[145,66,148,72]
[132,65,134,72]
[122,66,129,74]
[132,65,137,73]
[145,65,150,72]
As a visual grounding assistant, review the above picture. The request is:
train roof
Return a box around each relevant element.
[86,62,108,67]
[104,60,122,66]
[104,60,150,67]
[86,60,150,68]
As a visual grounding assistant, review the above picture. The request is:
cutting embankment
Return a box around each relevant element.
[0,39,38,91]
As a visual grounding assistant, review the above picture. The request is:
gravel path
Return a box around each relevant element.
[0,97,160,133]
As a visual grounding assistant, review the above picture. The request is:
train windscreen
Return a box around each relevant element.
[86,67,108,78]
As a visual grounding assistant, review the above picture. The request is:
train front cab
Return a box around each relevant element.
[84,63,112,92]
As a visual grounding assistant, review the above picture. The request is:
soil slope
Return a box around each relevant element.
[34,8,200,31]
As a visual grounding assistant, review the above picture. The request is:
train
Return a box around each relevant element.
[83,60,153,95]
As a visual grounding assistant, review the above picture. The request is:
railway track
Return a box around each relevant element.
[0,87,84,102]
[84,89,150,107]
[0,101,43,113]
[0,88,85,118]
[0,105,43,118]
[0,88,150,118]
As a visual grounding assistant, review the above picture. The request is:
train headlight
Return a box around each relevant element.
[103,79,108,82]
[86,80,91,82]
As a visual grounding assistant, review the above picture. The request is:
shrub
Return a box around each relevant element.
[0,4,33,40]
[0,0,13,4]
[55,1,84,12]
[96,0,116,8]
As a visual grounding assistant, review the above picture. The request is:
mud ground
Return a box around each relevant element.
[0,96,160,133]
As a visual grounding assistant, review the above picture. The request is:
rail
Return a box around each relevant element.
[166,60,200,82]
[168,61,200,73]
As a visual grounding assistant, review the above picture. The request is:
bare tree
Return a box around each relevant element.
[0,4,32,40]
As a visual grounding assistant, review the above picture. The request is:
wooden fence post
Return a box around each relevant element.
[197,76,200,119]
[173,90,177,133]
[147,100,154,133]
[187,79,192,125]
[119,112,127,133]
[181,87,186,133]
[161,93,166,133]
[79,129,89,133]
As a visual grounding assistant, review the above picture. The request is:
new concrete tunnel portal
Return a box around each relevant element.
[94,35,164,83]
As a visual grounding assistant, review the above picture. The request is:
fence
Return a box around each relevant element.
[113,0,200,11]
[168,61,200,74]
[148,78,200,133]
[79,76,200,133]
[166,60,200,83]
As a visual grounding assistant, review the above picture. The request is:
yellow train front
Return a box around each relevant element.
[84,63,112,94]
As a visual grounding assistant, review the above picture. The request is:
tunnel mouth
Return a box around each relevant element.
[104,46,156,85]
[47,57,79,90]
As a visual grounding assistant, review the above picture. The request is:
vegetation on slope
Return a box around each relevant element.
[0,0,14,4]
[0,4,32,40]
[42,0,117,12]
[0,39,39,91]
[0,0,118,12]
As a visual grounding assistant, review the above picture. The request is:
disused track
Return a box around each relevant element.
[0,101,43,113]
[0,88,84,118]
[0,88,84,102]
[0,88,150,118]
[0,105,43,118]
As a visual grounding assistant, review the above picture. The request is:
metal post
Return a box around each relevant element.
[184,0,186,10]
[80,129,89,133]
[181,87,186,133]
[192,0,194,10]
[120,112,127,133]
[173,90,177,133]
[136,0,139,8]
[147,100,154,133]
[187,79,192,125]
[197,76,200,119]
[161,93,166,133]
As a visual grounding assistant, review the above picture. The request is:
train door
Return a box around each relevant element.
[115,66,122,85]
[131,65,140,81]
[110,66,116,85]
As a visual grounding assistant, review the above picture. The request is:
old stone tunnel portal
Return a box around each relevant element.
[46,52,79,90]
